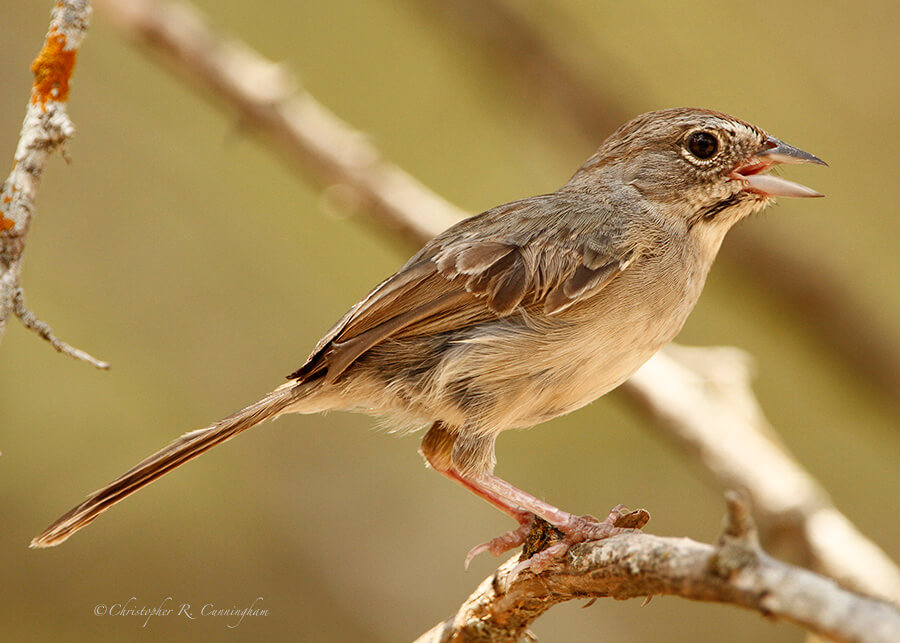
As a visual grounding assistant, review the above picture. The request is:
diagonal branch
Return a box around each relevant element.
[96,0,900,613]
[0,0,108,369]
[415,494,900,643]
[97,0,457,248]
[625,346,900,603]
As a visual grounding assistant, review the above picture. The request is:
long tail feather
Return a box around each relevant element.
[31,385,298,548]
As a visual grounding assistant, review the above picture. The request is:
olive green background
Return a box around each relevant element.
[1,1,897,641]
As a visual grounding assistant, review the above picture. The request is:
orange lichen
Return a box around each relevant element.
[0,213,14,232]
[30,30,76,107]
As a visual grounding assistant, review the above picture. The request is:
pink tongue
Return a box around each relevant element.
[744,173,823,198]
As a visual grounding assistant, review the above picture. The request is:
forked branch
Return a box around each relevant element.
[415,494,900,643]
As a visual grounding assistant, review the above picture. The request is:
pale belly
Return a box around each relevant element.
[424,261,704,432]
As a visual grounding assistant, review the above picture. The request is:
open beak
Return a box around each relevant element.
[734,136,827,198]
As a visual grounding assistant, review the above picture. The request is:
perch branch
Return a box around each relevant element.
[625,346,900,604]
[0,0,107,369]
[96,0,900,609]
[413,0,900,408]
[416,494,900,643]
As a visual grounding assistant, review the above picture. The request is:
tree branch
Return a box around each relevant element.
[411,0,900,409]
[416,494,900,643]
[0,0,108,369]
[625,346,900,604]
[98,0,457,247]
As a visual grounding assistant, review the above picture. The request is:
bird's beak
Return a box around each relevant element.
[735,136,827,198]
[757,137,827,167]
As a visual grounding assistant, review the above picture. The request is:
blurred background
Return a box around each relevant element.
[1,1,897,640]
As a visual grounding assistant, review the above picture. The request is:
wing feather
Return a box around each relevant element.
[289,196,638,383]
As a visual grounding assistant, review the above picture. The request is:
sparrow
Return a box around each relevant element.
[32,108,825,571]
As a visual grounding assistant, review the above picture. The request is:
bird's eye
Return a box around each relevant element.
[686,131,719,160]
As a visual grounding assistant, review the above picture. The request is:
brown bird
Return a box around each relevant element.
[32,108,825,570]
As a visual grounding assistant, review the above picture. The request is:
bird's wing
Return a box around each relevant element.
[289,195,637,383]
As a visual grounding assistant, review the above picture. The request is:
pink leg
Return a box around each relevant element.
[443,468,531,522]
[461,471,649,573]
[421,423,648,572]
[436,468,537,568]
[472,472,619,536]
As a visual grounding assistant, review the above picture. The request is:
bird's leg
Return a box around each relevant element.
[442,467,533,522]
[472,472,616,533]
[438,466,647,570]
[462,471,649,573]
[420,423,535,565]
[440,467,537,568]
[420,422,648,572]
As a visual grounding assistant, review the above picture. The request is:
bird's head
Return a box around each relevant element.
[569,107,826,230]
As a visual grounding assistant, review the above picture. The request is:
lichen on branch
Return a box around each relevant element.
[0,0,107,369]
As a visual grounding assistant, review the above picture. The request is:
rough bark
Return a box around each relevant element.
[416,494,900,643]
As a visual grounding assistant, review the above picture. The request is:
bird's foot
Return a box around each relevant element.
[465,504,650,572]
[512,505,648,576]
[560,503,650,545]
[445,468,649,574]
[465,516,535,569]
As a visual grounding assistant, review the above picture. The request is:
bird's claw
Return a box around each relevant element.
[560,505,649,545]
[465,518,534,569]
[465,504,650,575]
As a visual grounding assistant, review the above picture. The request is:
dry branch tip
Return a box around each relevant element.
[13,287,110,370]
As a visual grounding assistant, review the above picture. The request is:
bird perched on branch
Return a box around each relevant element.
[32,108,825,571]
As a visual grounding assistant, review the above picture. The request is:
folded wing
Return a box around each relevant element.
[289,196,637,383]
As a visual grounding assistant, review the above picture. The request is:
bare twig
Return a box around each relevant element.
[416,494,900,643]
[96,0,900,618]
[12,288,109,369]
[411,0,900,407]
[0,0,108,369]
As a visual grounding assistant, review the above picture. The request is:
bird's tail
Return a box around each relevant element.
[31,383,301,548]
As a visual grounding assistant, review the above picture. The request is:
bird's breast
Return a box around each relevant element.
[438,247,712,430]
